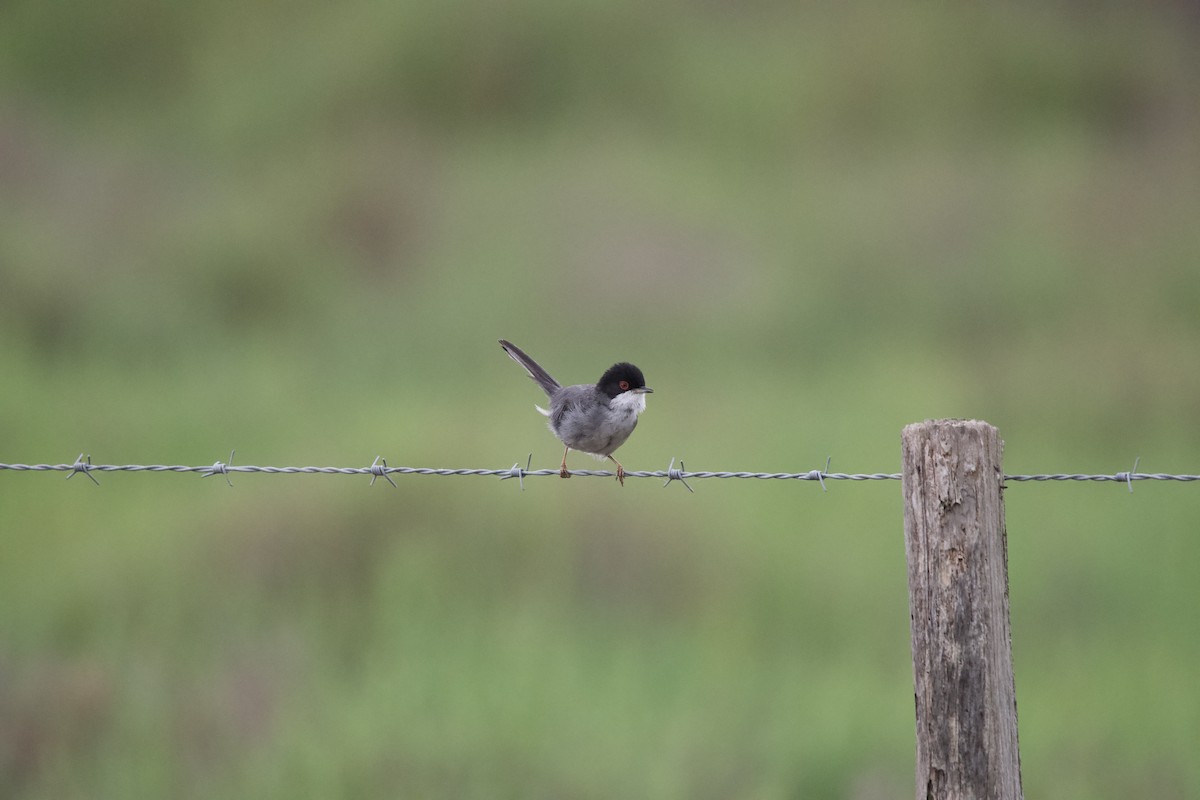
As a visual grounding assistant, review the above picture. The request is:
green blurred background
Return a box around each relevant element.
[2,1,1199,797]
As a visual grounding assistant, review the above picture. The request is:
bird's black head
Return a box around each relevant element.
[597,362,652,399]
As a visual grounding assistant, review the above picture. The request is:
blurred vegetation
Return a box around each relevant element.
[2,1,1199,797]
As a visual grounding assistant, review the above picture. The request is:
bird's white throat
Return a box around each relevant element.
[610,390,648,416]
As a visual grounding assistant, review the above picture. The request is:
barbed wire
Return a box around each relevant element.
[0,453,1197,492]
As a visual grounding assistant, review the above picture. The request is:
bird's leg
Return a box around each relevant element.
[608,455,626,486]
[559,446,571,479]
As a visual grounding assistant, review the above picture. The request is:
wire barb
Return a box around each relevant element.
[368,455,398,488]
[662,457,694,492]
[806,456,833,491]
[500,454,533,490]
[1113,456,1141,494]
[66,453,99,485]
[201,449,236,487]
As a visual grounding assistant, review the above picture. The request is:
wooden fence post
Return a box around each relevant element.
[901,420,1023,800]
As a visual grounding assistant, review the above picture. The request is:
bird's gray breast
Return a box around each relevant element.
[548,385,637,456]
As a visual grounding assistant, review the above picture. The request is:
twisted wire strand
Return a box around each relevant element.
[1003,473,1200,483]
[0,462,889,480]
[1,459,1198,486]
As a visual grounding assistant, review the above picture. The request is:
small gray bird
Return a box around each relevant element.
[499,339,652,486]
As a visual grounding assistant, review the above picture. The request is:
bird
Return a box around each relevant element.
[499,339,652,486]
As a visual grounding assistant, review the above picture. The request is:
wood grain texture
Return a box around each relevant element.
[902,420,1023,800]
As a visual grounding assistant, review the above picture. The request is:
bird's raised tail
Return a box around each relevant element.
[499,340,562,397]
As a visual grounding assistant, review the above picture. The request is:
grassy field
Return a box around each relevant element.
[3,2,1200,797]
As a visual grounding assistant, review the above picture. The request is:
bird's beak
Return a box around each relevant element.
[636,387,654,393]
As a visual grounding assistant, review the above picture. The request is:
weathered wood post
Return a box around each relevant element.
[901,420,1023,800]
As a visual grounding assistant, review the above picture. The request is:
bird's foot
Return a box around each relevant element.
[615,464,625,486]
[559,465,571,479]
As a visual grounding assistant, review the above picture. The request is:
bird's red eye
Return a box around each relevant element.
[619,380,630,391]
